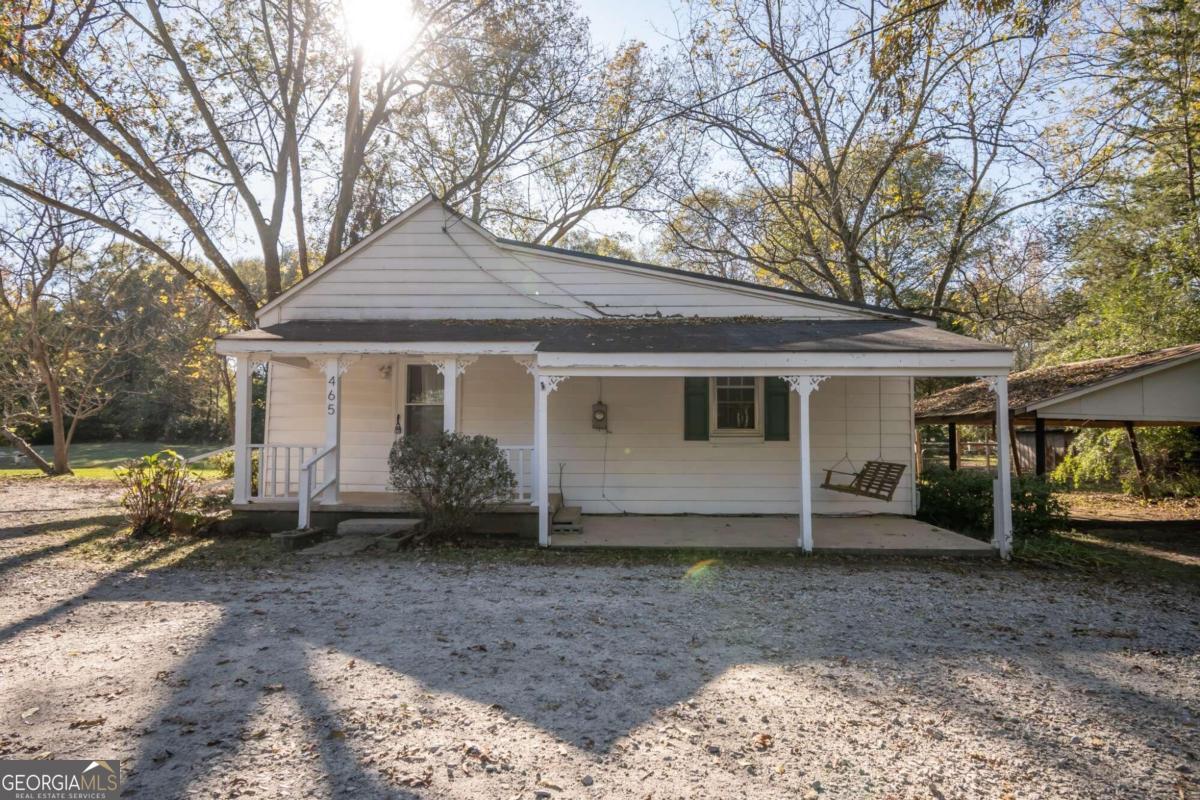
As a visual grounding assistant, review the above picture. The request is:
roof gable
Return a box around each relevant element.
[915,344,1200,420]
[257,196,921,325]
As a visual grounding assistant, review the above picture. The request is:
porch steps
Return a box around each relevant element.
[552,505,584,534]
[337,518,421,537]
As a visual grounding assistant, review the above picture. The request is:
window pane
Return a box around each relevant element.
[715,377,756,430]
[406,365,444,404]
[405,405,444,438]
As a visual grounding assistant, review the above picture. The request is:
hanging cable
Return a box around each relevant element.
[440,207,590,317]
[484,0,950,191]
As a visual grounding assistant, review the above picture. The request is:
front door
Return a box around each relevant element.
[400,363,444,438]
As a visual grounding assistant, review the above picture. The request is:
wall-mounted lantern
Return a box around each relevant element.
[592,401,608,431]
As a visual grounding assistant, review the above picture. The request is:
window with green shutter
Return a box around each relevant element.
[683,377,709,440]
[763,377,789,441]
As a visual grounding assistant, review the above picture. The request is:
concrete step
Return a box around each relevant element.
[552,506,583,534]
[298,536,378,557]
[337,518,421,537]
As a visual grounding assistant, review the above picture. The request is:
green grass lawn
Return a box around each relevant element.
[0,441,228,478]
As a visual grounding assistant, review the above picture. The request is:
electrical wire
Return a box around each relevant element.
[488,0,950,190]
[439,207,590,316]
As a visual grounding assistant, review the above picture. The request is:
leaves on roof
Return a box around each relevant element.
[914,344,1200,418]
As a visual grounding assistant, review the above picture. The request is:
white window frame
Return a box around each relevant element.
[709,376,763,439]
[395,359,445,437]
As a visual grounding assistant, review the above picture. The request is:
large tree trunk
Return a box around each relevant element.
[29,337,73,475]
[325,48,365,263]
[0,427,54,475]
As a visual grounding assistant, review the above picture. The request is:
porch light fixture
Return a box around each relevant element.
[592,401,608,431]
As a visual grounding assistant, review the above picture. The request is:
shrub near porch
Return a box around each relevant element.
[917,466,1068,539]
[388,431,516,537]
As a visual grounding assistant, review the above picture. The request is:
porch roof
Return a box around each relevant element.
[220,317,1008,355]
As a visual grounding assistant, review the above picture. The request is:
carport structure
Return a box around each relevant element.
[915,344,1200,483]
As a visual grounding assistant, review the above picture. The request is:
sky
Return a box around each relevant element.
[576,0,681,50]
[518,0,688,251]
[0,0,689,265]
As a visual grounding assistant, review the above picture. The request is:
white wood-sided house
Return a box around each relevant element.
[215,196,1016,555]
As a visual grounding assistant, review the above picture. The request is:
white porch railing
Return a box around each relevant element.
[298,445,338,529]
[502,445,534,503]
[250,444,322,500]
[182,445,234,465]
[233,441,534,513]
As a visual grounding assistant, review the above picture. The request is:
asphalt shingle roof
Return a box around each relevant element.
[914,344,1200,420]
[223,317,1008,354]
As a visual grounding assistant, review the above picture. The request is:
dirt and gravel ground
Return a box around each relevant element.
[1066,491,1200,523]
[1,481,1198,799]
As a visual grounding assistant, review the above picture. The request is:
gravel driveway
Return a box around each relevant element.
[1,482,1198,799]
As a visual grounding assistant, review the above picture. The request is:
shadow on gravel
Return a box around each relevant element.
[0,514,123,572]
[2,553,1197,799]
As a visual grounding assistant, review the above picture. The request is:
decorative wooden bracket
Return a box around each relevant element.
[782,375,828,395]
[426,355,479,376]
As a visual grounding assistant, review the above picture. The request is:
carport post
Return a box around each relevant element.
[1034,416,1046,476]
[948,423,959,471]
[989,375,1014,558]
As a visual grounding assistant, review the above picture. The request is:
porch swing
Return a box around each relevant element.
[819,378,907,503]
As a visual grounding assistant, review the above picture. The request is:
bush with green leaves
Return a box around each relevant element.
[917,466,1068,540]
[116,450,199,539]
[388,431,516,536]
[211,449,236,478]
[1053,427,1200,497]
[205,449,257,494]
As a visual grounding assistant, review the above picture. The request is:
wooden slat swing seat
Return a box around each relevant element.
[818,378,906,502]
[820,460,907,502]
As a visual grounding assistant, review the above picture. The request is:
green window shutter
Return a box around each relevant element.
[683,377,709,441]
[764,377,790,441]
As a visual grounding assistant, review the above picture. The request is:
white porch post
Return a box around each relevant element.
[322,357,342,504]
[536,373,567,547]
[428,355,474,433]
[515,357,540,505]
[232,355,253,504]
[783,375,827,553]
[531,375,541,504]
[441,358,459,433]
[990,375,1014,558]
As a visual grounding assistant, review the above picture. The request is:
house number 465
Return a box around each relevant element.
[327,376,337,415]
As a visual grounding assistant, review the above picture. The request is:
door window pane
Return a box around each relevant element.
[405,404,444,438]
[404,364,444,437]
[406,364,444,404]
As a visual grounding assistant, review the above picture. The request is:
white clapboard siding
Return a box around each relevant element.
[265,355,915,514]
[259,202,865,324]
[264,357,395,493]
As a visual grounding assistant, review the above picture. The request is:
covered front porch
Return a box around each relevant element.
[215,318,1016,557]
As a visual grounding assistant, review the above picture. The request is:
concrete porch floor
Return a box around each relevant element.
[553,514,994,556]
[236,493,993,555]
